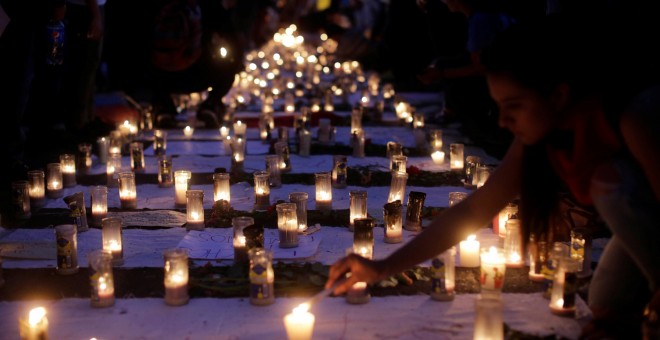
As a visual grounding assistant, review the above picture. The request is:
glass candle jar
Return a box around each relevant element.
[249,248,275,306]
[387,171,408,203]
[331,155,348,189]
[430,246,456,301]
[277,203,299,248]
[480,246,506,293]
[258,115,273,142]
[77,143,93,174]
[315,172,332,211]
[231,137,245,174]
[529,238,548,282]
[387,141,403,171]
[449,143,464,171]
[46,163,64,198]
[475,165,491,188]
[448,191,468,207]
[11,181,31,220]
[97,136,109,164]
[18,307,49,340]
[158,155,174,188]
[55,224,78,275]
[213,172,231,203]
[174,170,191,208]
[383,200,403,243]
[109,130,123,156]
[265,155,282,188]
[473,294,504,340]
[299,129,311,157]
[274,141,291,173]
[404,191,426,232]
[153,130,167,156]
[503,219,524,268]
[186,190,205,231]
[351,106,363,134]
[413,112,425,128]
[465,155,482,187]
[570,227,592,278]
[349,190,368,232]
[493,203,518,238]
[317,118,333,144]
[118,172,137,209]
[60,154,77,187]
[391,155,407,174]
[277,127,289,144]
[183,125,194,139]
[253,171,271,211]
[130,142,145,172]
[289,192,309,232]
[163,248,189,306]
[233,216,254,264]
[353,218,375,260]
[352,130,365,158]
[90,185,108,227]
[549,257,579,316]
[88,249,115,308]
[429,129,443,151]
[233,120,246,138]
[27,170,45,209]
[102,217,124,266]
[106,153,122,188]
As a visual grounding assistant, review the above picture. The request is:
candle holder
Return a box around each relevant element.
[60,153,77,187]
[493,203,518,238]
[570,227,592,278]
[503,219,524,268]
[448,191,468,207]
[465,156,482,188]
[277,203,299,248]
[351,106,363,134]
[130,142,145,172]
[475,165,491,188]
[101,217,124,266]
[106,153,121,187]
[46,163,64,199]
[391,155,407,174]
[383,200,403,243]
[186,190,205,231]
[386,141,403,171]
[153,130,167,156]
[233,216,254,264]
[183,125,194,139]
[317,118,334,144]
[27,170,46,209]
[284,92,295,113]
[222,135,233,154]
[549,257,579,316]
[231,137,246,175]
[352,130,365,158]
[253,170,271,211]
[88,249,115,308]
[429,129,443,151]
[277,126,289,144]
[459,234,480,267]
[473,294,504,340]
[450,143,464,171]
[174,170,191,208]
[11,181,31,220]
[157,155,174,188]
[109,130,123,156]
[274,141,292,173]
[387,171,408,203]
[349,190,368,232]
[353,218,375,259]
[431,247,457,301]
[233,120,247,139]
[431,150,445,165]
[480,246,506,293]
[315,172,332,212]
[299,129,311,157]
[55,224,79,275]
[265,155,282,189]
[528,238,548,282]
[413,112,425,128]
[249,248,275,306]
[544,242,570,299]
[404,191,426,232]
[77,143,93,174]
[19,307,48,340]
[97,136,109,164]
[258,115,272,142]
[331,155,348,189]
[118,171,137,209]
[163,248,189,306]
[90,185,108,227]
[213,172,231,203]
[289,192,309,232]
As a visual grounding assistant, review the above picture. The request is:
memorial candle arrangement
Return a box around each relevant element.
[331,155,348,188]
[102,217,124,266]
[46,163,64,199]
[289,192,309,232]
[450,143,464,171]
[549,257,579,316]
[493,203,518,238]
[174,170,192,208]
[163,248,189,306]
[153,130,167,156]
[503,219,524,268]
[158,155,174,187]
[277,203,299,248]
[60,153,77,187]
[130,142,145,172]
[55,224,79,275]
[90,185,108,227]
[459,234,480,267]
[118,172,137,209]
[77,143,93,174]
[383,200,403,243]
[253,170,271,211]
[315,172,332,211]
[11,181,31,220]
[106,153,122,187]
[249,248,275,306]
[387,171,408,203]
[97,136,109,164]
[274,141,292,173]
[473,294,504,340]
[283,303,315,340]
[186,190,205,231]
[430,247,456,301]
[18,307,48,340]
[232,216,254,264]
[404,191,426,232]
[480,246,506,293]
[27,170,45,209]
[88,249,115,308]
[213,172,231,203]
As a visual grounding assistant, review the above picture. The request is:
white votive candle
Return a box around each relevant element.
[283,303,315,340]
[459,234,480,267]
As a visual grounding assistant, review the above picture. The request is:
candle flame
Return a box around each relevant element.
[489,246,498,255]
[28,307,46,326]
[555,298,564,308]
[467,235,476,242]
[220,47,227,58]
[294,303,309,314]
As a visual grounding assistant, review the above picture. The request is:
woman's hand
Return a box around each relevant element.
[325,254,388,295]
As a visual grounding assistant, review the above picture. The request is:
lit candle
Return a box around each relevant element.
[289,192,309,232]
[383,200,403,243]
[186,190,205,231]
[353,218,375,261]
[106,153,122,187]
[277,203,299,248]
[473,295,504,340]
[253,170,271,211]
[493,203,518,238]
[220,46,227,58]
[315,172,332,212]
[431,150,445,165]
[220,126,229,138]
[283,303,315,340]
[387,172,408,203]
[479,246,506,292]
[60,154,77,187]
[213,172,231,203]
[19,307,48,340]
[233,120,246,138]
[503,219,524,268]
[183,125,194,139]
[549,257,578,316]
[163,248,189,306]
[118,172,137,209]
[27,170,46,209]
[97,136,109,164]
[249,248,275,306]
[232,216,253,263]
[450,144,464,171]
[174,170,191,208]
[459,235,480,267]
[90,185,108,227]
[102,217,124,266]
[346,281,370,305]
[88,249,115,308]
[349,190,368,231]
